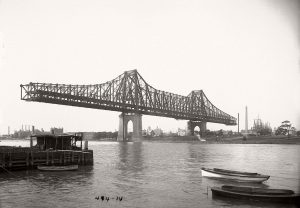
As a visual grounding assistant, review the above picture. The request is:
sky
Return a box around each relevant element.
[0,0,299,134]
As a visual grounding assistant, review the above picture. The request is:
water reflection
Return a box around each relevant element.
[113,142,148,206]
[0,166,95,207]
[211,194,295,208]
[188,143,211,164]
[117,142,145,175]
[1,141,299,208]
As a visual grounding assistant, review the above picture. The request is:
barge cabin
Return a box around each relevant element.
[31,133,84,151]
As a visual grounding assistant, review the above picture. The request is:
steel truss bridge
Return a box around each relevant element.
[20,70,236,125]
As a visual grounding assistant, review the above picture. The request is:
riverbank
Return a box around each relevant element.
[203,135,300,144]
[2,135,300,144]
[143,135,300,144]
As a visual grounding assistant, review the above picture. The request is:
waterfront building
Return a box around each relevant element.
[153,127,163,137]
[146,126,152,136]
[177,128,186,136]
[142,130,147,136]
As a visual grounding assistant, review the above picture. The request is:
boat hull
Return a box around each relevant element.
[211,186,300,204]
[37,164,78,171]
[201,168,269,183]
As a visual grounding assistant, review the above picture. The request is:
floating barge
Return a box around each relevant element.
[0,133,93,171]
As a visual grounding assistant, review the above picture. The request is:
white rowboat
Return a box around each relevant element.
[37,164,78,171]
[201,168,270,183]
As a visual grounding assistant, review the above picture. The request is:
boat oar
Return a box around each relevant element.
[203,186,209,197]
[207,186,209,196]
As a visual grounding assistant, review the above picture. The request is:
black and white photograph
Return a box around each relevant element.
[0,0,299,207]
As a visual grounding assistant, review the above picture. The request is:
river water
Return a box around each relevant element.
[0,140,299,208]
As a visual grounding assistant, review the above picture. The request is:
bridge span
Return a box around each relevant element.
[20,70,236,141]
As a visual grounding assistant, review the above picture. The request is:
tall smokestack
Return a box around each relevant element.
[238,113,239,133]
[245,106,248,133]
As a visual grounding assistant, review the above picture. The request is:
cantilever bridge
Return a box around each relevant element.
[21,70,236,141]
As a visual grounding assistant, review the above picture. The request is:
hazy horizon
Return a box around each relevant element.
[0,0,299,134]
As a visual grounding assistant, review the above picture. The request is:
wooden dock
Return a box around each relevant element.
[0,146,93,171]
[0,133,94,171]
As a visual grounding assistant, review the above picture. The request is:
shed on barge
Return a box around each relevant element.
[31,133,84,151]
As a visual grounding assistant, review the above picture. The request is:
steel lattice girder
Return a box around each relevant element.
[20,70,236,125]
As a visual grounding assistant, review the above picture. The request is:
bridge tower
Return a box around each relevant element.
[187,121,207,137]
[117,113,142,142]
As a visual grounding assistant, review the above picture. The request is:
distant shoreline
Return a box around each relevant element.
[87,135,300,144]
[1,135,300,145]
[141,135,300,144]
[199,135,300,144]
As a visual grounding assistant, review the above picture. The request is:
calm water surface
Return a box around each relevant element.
[0,140,299,208]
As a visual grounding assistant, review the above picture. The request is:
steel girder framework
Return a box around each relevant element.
[20,70,236,125]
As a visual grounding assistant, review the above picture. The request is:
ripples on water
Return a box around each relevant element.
[0,140,299,208]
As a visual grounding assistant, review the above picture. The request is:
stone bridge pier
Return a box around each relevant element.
[187,121,207,137]
[117,113,142,142]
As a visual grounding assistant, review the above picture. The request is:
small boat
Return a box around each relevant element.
[37,164,78,171]
[211,185,300,204]
[201,168,270,183]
